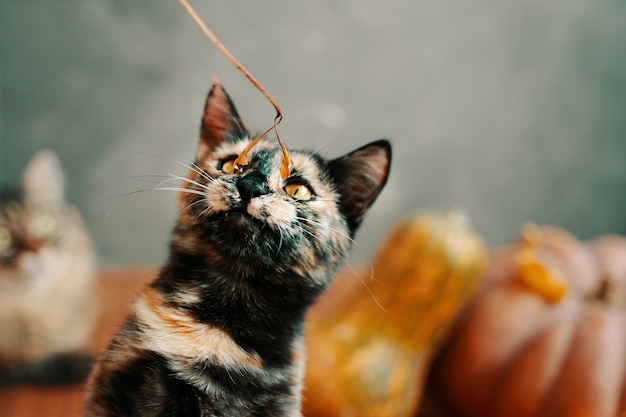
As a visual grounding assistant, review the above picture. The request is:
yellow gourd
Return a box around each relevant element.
[303,210,488,417]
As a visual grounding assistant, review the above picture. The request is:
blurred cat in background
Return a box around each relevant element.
[0,149,98,386]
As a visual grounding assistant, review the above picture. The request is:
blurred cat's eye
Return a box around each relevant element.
[0,226,12,253]
[221,159,245,175]
[285,183,313,201]
[29,213,58,240]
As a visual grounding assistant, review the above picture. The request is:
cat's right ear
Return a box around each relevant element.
[197,81,248,161]
[22,149,65,209]
[328,139,392,235]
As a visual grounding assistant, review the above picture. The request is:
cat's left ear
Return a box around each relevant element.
[197,81,248,161]
[328,139,391,234]
[21,149,65,209]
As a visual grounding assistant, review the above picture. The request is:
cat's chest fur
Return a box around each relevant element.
[102,286,306,416]
[87,264,314,416]
[84,82,391,417]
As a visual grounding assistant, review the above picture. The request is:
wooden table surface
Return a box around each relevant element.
[0,267,158,417]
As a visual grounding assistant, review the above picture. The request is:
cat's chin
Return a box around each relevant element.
[224,211,255,227]
[200,210,283,266]
[218,210,266,242]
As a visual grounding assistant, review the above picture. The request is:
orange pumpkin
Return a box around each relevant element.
[428,224,626,417]
[303,211,488,417]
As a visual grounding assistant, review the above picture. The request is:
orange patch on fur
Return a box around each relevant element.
[135,288,263,369]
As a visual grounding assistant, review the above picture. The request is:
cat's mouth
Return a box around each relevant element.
[224,210,251,221]
[222,208,264,236]
[224,206,253,220]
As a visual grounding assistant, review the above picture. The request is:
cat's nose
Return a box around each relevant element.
[236,171,269,206]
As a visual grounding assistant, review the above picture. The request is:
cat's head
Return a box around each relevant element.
[173,82,391,283]
[0,150,70,271]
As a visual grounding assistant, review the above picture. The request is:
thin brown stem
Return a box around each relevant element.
[178,0,293,179]
[178,0,281,117]
[274,115,294,179]
[232,125,274,170]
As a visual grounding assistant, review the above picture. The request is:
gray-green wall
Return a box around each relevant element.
[2,0,625,265]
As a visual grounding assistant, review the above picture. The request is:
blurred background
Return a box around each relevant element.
[1,0,625,266]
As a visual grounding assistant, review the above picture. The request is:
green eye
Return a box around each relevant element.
[0,226,12,253]
[285,183,313,201]
[29,213,58,239]
[221,159,245,175]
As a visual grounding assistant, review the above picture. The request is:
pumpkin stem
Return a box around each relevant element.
[596,274,611,302]
[520,222,543,247]
[590,272,625,307]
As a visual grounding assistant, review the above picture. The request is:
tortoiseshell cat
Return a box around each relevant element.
[84,82,391,416]
[0,150,97,385]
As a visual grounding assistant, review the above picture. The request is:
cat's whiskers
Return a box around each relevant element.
[97,183,207,224]
[297,225,387,312]
[116,167,215,198]
[184,198,210,220]
[160,173,212,192]
[182,160,215,184]
[197,206,211,220]
[97,188,158,225]
[119,173,210,191]
[296,226,350,267]
[352,272,388,312]
[275,230,284,255]
[310,136,342,156]
[103,169,213,193]
[129,152,215,184]
[270,221,299,257]
[294,216,358,247]
[153,187,206,197]
[196,197,229,220]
